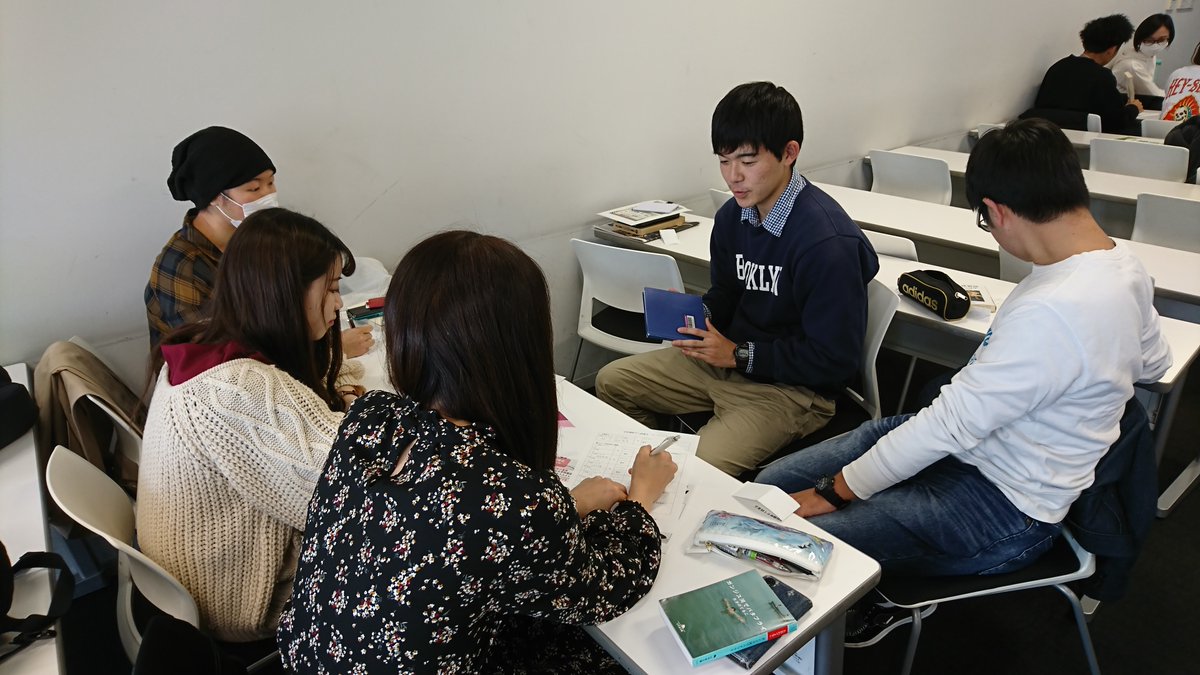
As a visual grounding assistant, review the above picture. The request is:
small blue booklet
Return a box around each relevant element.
[643,287,704,342]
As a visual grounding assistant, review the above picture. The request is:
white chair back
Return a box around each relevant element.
[846,279,900,420]
[1086,114,1102,133]
[998,247,1033,283]
[709,188,733,213]
[868,150,953,206]
[571,239,684,355]
[864,231,919,261]
[1089,138,1190,182]
[84,394,142,465]
[977,123,1005,137]
[1133,193,1200,253]
[1141,118,1179,140]
[46,447,199,662]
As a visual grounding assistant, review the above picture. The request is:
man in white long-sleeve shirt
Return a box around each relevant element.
[757,117,1172,646]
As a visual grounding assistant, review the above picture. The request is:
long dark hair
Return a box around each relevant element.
[157,207,354,411]
[384,230,557,471]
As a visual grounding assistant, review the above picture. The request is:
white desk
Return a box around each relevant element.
[558,380,880,675]
[888,145,1200,205]
[355,350,881,674]
[970,126,1164,150]
[0,364,64,673]
[812,183,1200,311]
[592,222,1200,517]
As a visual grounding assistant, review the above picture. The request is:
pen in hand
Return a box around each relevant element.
[650,434,679,456]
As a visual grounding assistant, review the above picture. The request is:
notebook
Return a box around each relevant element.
[643,287,704,342]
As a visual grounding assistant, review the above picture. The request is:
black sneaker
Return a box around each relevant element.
[844,602,937,648]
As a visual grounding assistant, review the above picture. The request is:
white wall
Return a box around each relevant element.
[0,0,1185,385]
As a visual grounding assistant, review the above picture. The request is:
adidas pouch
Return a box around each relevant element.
[897,270,971,321]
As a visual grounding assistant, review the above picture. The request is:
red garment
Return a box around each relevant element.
[162,341,271,385]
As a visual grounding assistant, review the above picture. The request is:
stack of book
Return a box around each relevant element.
[598,201,691,238]
[658,570,808,668]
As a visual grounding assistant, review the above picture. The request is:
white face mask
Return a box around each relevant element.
[1141,42,1167,56]
[214,191,279,227]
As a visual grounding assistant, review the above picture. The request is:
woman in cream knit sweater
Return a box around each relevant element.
[137,208,361,642]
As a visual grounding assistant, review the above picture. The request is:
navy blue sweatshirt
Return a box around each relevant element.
[703,182,879,395]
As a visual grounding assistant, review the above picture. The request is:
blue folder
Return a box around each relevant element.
[643,287,704,342]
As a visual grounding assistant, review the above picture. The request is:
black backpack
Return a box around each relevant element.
[0,368,36,450]
[0,540,74,662]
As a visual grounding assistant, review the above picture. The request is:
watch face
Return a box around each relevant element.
[815,476,832,491]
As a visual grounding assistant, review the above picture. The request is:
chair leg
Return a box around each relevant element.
[116,554,141,663]
[896,356,917,415]
[1052,584,1102,675]
[899,607,923,675]
[568,338,584,384]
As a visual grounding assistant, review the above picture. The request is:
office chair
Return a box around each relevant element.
[1132,192,1200,253]
[1141,118,1179,140]
[868,150,953,206]
[1090,138,1190,182]
[45,447,278,672]
[569,238,685,382]
[740,279,899,479]
[859,232,923,415]
[874,528,1099,675]
[709,187,733,213]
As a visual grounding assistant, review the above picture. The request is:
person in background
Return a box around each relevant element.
[595,81,878,477]
[138,208,364,644]
[278,231,677,673]
[1033,14,1142,134]
[756,119,1171,647]
[1109,13,1175,110]
[1162,41,1200,122]
[146,126,373,356]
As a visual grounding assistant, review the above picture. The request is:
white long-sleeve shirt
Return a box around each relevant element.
[843,241,1171,523]
[1109,45,1164,98]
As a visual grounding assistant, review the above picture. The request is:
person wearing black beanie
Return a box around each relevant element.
[144,126,278,350]
[144,126,374,357]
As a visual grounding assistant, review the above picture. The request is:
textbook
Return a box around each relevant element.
[659,570,798,667]
[643,287,705,342]
[960,283,996,312]
[727,576,812,670]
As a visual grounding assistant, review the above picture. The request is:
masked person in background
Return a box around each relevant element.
[1109,13,1175,111]
[145,126,373,357]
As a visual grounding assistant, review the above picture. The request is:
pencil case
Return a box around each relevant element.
[897,270,971,321]
[693,510,834,578]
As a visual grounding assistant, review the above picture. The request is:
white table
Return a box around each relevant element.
[970,126,1164,150]
[592,221,1200,517]
[355,350,882,674]
[558,380,880,675]
[887,145,1200,206]
[812,183,1200,312]
[0,364,64,673]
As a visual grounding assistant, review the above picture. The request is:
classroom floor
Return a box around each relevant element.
[56,349,1199,675]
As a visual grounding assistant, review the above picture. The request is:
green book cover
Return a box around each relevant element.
[658,570,798,667]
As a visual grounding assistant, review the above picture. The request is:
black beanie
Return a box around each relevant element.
[167,126,276,209]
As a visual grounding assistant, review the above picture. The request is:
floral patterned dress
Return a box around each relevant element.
[277,390,662,674]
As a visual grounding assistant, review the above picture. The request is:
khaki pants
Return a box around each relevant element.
[595,348,835,476]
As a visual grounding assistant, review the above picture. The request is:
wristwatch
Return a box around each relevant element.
[733,342,751,371]
[814,475,849,510]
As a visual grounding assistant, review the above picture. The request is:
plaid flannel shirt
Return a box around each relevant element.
[145,213,221,347]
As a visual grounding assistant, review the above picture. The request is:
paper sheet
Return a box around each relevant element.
[555,427,697,527]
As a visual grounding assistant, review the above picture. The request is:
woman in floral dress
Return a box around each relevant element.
[278,230,677,673]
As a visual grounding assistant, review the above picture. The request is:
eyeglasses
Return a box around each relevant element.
[1143,36,1170,45]
[976,208,993,233]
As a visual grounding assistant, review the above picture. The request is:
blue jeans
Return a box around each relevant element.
[756,415,1061,576]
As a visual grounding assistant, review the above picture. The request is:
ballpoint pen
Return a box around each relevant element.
[650,434,679,456]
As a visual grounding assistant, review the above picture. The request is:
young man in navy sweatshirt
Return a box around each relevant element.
[596,81,879,476]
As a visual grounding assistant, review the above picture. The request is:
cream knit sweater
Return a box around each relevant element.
[136,359,347,642]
